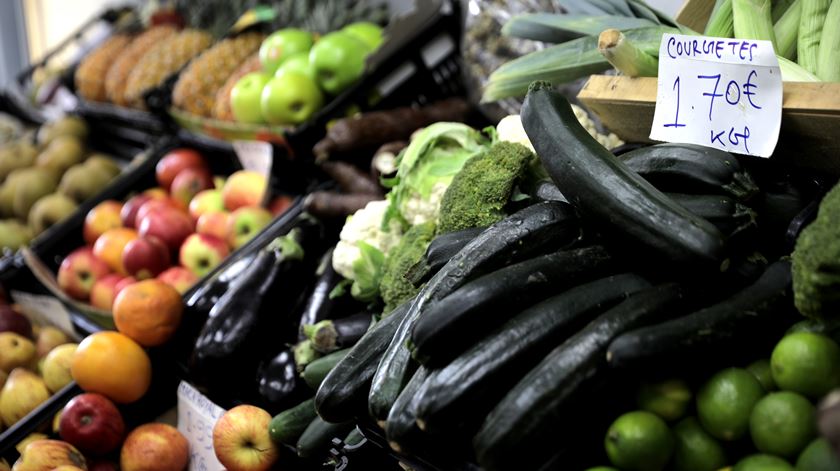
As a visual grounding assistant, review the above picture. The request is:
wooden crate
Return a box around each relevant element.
[577,0,840,175]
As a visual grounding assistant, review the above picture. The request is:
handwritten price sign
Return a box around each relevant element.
[650,34,782,158]
[177,381,226,471]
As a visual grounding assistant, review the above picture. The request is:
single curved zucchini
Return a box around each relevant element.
[473,283,685,471]
[406,226,487,286]
[521,83,727,268]
[666,193,757,238]
[314,299,412,423]
[385,366,430,453]
[411,245,615,366]
[414,274,651,435]
[622,143,759,201]
[607,259,794,368]
[269,397,317,445]
[368,201,581,422]
[302,349,349,389]
[532,180,568,202]
[296,416,353,458]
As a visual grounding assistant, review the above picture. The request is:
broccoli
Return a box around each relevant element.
[437,141,534,234]
[793,183,840,320]
[379,221,436,314]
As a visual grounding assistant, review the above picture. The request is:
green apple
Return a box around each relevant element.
[259,28,314,74]
[226,207,273,249]
[275,52,315,81]
[230,72,272,124]
[260,71,324,125]
[309,31,370,95]
[342,22,384,50]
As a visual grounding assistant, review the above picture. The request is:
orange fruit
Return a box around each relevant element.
[71,332,151,404]
[113,279,183,347]
[92,228,138,275]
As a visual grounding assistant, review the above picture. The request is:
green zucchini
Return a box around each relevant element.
[314,299,412,423]
[406,226,487,286]
[622,144,759,201]
[296,416,353,458]
[414,273,651,435]
[385,366,430,453]
[302,349,349,389]
[607,259,794,369]
[521,83,727,268]
[342,428,366,448]
[473,283,685,471]
[411,245,616,366]
[368,201,581,422]
[666,193,757,238]
[269,397,317,445]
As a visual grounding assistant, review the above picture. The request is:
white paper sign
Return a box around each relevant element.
[650,34,782,158]
[10,290,77,339]
[232,140,273,179]
[177,381,226,471]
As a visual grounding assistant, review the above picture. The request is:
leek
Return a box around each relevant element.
[772,0,798,22]
[705,0,735,38]
[774,0,801,60]
[816,0,840,81]
[733,0,779,50]
[502,13,656,43]
[598,29,659,76]
[798,0,831,74]
[778,55,821,81]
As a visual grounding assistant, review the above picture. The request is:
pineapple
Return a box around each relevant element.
[105,26,178,106]
[171,32,265,118]
[75,35,133,102]
[213,53,262,121]
[123,29,213,109]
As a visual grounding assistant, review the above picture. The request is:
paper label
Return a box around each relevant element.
[232,140,273,179]
[177,381,226,471]
[10,290,77,339]
[650,34,782,158]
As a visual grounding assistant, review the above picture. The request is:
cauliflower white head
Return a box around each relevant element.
[332,200,404,281]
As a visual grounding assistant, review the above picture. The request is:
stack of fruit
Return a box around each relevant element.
[0,297,78,434]
[56,147,291,312]
[0,116,121,251]
[226,22,384,126]
[593,330,840,471]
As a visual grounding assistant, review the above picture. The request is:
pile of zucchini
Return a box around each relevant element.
[262,83,824,470]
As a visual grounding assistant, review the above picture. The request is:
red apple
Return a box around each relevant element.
[121,236,171,280]
[120,195,152,229]
[114,276,136,297]
[155,148,207,191]
[0,304,32,338]
[227,207,272,249]
[57,248,111,301]
[171,168,213,210]
[269,195,294,216]
[138,207,194,254]
[196,211,231,241]
[213,405,278,471]
[133,199,180,229]
[188,189,225,220]
[222,170,268,211]
[179,234,229,277]
[84,201,123,245]
[59,393,125,456]
[89,274,125,311]
[120,423,189,471]
[157,267,198,294]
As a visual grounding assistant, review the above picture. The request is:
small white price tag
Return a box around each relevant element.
[232,140,273,179]
[10,290,77,339]
[650,34,782,158]
[177,381,226,471]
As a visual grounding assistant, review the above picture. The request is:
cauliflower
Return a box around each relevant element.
[401,181,450,226]
[497,111,624,151]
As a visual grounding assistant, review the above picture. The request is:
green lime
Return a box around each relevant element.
[749,391,816,457]
[637,379,693,422]
[733,454,794,471]
[672,417,727,471]
[796,438,840,471]
[771,332,840,398]
[747,359,777,391]
[605,410,674,471]
[697,368,765,441]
